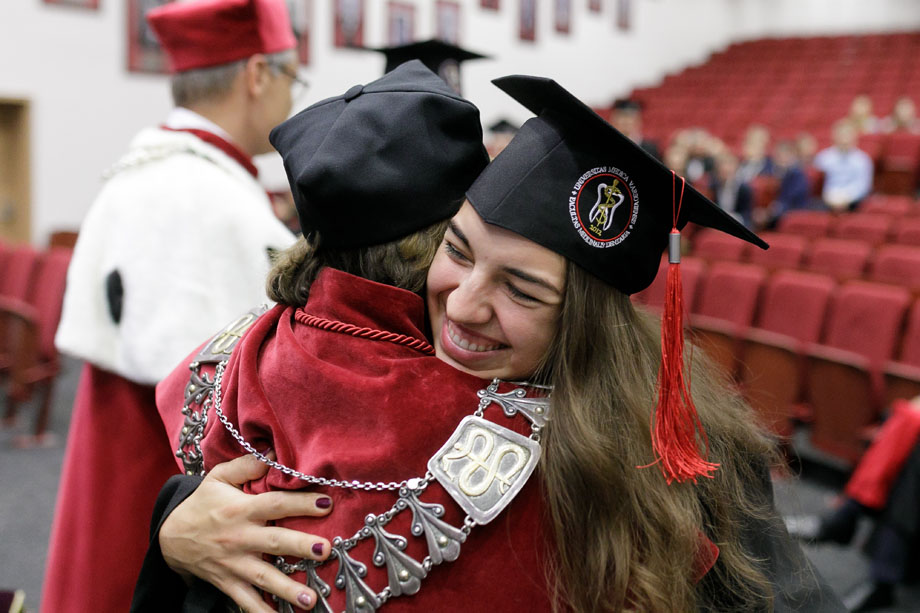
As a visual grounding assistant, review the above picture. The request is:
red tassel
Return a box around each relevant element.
[640,174,719,484]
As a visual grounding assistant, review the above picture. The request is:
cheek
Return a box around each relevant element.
[505,308,557,363]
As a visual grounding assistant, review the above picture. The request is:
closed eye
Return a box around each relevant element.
[506,281,538,303]
[444,241,471,263]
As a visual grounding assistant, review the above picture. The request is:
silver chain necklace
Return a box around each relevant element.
[208,359,552,613]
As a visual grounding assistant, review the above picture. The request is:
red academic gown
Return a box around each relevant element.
[157,268,559,611]
[42,127,280,613]
[42,366,178,612]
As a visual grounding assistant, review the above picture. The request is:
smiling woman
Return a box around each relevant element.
[137,68,844,613]
[427,203,564,381]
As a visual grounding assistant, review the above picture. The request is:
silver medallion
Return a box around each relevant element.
[428,416,540,525]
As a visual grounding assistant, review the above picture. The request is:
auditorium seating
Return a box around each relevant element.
[690,262,766,377]
[861,194,917,216]
[0,241,73,444]
[777,210,833,239]
[739,271,836,437]
[691,229,748,261]
[832,213,892,245]
[884,300,920,407]
[2,248,72,442]
[746,232,807,269]
[626,32,920,194]
[0,246,43,374]
[633,255,705,311]
[869,244,920,290]
[892,217,920,245]
[806,281,911,464]
[805,238,873,280]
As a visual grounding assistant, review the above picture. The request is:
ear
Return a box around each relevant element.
[243,53,271,99]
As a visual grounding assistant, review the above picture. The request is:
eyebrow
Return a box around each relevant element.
[448,221,562,296]
[447,221,469,249]
[504,266,563,296]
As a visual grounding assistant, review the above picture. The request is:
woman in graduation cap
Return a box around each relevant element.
[147,73,843,612]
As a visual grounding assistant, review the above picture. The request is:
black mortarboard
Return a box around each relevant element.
[270,60,489,248]
[488,118,520,134]
[467,75,768,296]
[372,39,489,94]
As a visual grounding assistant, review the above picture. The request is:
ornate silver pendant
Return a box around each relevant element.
[428,416,541,525]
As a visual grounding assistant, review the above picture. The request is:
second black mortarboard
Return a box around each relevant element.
[467,75,768,296]
[371,39,489,94]
[270,60,489,248]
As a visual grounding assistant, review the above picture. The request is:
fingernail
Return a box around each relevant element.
[312,542,325,556]
[316,496,332,509]
[297,591,313,607]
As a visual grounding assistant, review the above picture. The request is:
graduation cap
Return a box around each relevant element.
[467,75,769,484]
[270,60,488,248]
[371,39,489,94]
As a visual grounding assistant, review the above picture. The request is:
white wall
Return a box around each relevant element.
[1,0,918,243]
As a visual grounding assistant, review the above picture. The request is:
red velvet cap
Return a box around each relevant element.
[146,0,297,73]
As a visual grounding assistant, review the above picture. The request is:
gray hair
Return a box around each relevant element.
[171,49,297,107]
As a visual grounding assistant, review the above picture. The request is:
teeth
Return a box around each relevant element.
[448,322,500,352]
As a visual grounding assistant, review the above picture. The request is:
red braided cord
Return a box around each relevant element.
[294,309,435,356]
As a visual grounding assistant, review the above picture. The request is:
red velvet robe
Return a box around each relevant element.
[42,365,178,612]
[158,268,557,611]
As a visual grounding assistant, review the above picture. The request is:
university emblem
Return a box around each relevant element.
[568,165,640,248]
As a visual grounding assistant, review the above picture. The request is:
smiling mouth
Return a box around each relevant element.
[447,320,506,353]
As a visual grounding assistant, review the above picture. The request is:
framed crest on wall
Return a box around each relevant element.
[617,0,631,30]
[435,1,461,45]
[555,0,571,34]
[519,0,536,42]
[334,0,364,48]
[286,0,312,65]
[588,0,601,13]
[127,0,172,73]
[44,0,100,8]
[388,2,415,45]
[481,0,499,9]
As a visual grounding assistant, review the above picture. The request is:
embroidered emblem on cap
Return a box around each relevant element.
[568,166,639,248]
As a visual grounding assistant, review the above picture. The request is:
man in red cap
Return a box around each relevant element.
[43,1,299,610]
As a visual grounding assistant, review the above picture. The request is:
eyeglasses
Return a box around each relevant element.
[269,62,310,101]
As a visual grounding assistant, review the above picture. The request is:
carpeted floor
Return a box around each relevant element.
[2,356,919,611]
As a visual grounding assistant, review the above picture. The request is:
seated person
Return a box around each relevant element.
[813,120,873,211]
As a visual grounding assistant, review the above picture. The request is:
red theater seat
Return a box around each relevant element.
[740,271,836,436]
[833,213,892,246]
[860,194,916,217]
[777,210,833,238]
[805,237,872,280]
[883,299,920,406]
[892,217,920,245]
[633,255,705,312]
[690,262,767,378]
[746,233,807,269]
[692,229,748,261]
[807,281,911,464]
[870,245,920,290]
[1,248,73,441]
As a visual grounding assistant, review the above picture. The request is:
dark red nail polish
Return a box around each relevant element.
[316,496,332,509]
[312,542,325,556]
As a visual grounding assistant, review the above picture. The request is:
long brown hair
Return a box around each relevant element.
[538,261,778,612]
[266,220,449,306]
